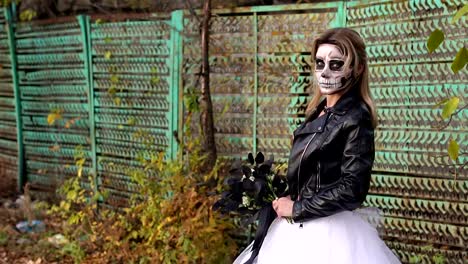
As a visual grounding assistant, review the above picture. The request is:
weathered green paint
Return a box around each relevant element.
[212,2,343,14]
[78,15,98,193]
[333,0,347,27]
[170,10,183,159]
[346,1,467,262]
[0,1,466,262]
[87,13,183,207]
[183,1,467,262]
[5,7,24,191]
[14,16,92,200]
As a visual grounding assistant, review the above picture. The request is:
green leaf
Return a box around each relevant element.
[427,29,444,53]
[183,94,199,112]
[104,37,112,44]
[451,47,468,74]
[151,76,160,85]
[19,9,37,21]
[60,201,71,211]
[433,98,449,108]
[451,3,468,24]
[130,230,139,239]
[441,96,459,119]
[113,97,122,106]
[110,74,119,84]
[448,139,459,161]
[104,51,112,60]
[66,190,78,200]
[0,231,8,246]
[408,255,422,264]
[432,253,447,264]
[221,102,230,116]
[127,116,136,126]
[76,158,85,167]
[107,85,117,96]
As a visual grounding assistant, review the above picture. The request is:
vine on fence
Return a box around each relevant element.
[426,3,467,179]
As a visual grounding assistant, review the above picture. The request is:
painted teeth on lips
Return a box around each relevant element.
[319,82,338,86]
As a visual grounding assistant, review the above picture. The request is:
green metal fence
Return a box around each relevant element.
[2,11,183,205]
[0,8,19,194]
[89,12,183,208]
[14,16,92,200]
[0,1,466,263]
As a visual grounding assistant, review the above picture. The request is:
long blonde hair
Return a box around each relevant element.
[305,28,377,128]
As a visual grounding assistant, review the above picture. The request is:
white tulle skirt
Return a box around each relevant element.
[233,209,401,264]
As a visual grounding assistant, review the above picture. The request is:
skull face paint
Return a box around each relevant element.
[314,44,353,95]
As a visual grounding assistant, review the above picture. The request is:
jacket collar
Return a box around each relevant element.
[294,89,361,136]
[307,88,361,120]
[321,88,360,116]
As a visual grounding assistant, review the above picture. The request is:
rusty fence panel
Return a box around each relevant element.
[183,2,346,162]
[347,0,467,263]
[182,1,467,263]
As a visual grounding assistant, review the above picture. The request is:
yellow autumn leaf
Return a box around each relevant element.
[104,51,112,59]
[64,117,80,128]
[49,144,60,152]
[47,113,62,125]
[127,116,136,126]
[448,139,459,161]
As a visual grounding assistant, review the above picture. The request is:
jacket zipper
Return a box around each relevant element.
[314,112,332,193]
[297,133,317,198]
[315,161,320,193]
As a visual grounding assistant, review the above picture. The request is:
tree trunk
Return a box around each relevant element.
[200,0,217,169]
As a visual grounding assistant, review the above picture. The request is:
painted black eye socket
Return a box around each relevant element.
[315,59,325,70]
[329,60,345,71]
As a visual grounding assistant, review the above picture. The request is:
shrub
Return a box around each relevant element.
[49,133,239,263]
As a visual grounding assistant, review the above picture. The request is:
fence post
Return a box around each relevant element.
[78,15,98,194]
[5,6,24,192]
[170,10,184,160]
[333,0,347,28]
[252,12,259,155]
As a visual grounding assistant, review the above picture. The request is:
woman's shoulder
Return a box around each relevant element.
[341,101,373,129]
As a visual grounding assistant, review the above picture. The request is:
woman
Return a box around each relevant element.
[234,28,401,264]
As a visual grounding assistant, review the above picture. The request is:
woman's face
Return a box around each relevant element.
[314,43,353,95]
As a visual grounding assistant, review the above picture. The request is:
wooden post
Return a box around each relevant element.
[200,0,217,169]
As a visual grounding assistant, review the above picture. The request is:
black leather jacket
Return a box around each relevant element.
[286,89,375,222]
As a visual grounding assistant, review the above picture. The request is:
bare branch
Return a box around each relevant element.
[433,103,467,130]
[184,0,201,25]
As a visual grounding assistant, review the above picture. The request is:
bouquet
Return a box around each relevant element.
[213,152,289,264]
[213,152,288,217]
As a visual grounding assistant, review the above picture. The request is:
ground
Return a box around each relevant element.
[0,195,73,264]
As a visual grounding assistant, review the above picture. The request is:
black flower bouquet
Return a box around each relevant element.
[213,152,289,264]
